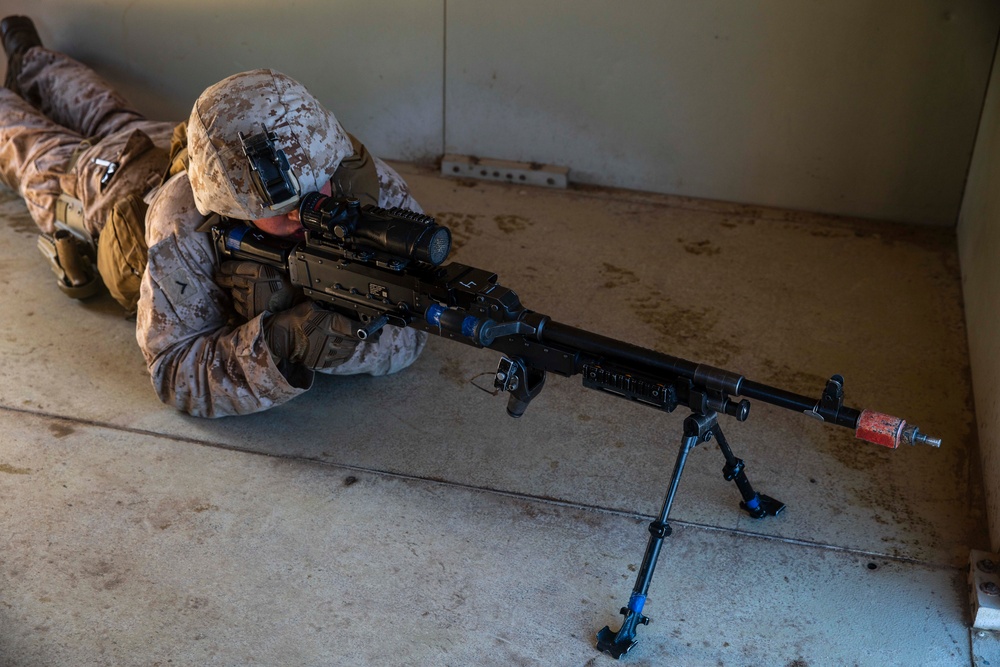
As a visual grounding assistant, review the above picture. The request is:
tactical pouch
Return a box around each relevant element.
[162,121,189,183]
[97,192,149,314]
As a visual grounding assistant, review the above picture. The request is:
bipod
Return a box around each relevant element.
[596,411,784,659]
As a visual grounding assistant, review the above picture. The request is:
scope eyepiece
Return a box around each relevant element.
[297,193,452,266]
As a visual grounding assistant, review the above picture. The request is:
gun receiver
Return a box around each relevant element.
[211,196,940,659]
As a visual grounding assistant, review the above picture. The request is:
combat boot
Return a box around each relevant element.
[2,16,42,96]
[1,16,41,59]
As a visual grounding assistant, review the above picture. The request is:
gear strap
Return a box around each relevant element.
[331,133,380,206]
[54,193,88,239]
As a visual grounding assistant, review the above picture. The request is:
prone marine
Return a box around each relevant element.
[0,16,427,417]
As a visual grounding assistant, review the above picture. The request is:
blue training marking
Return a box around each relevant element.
[425,304,445,327]
[461,316,478,338]
[225,225,249,251]
[628,593,646,614]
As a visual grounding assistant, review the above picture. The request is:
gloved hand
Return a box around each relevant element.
[216,260,299,320]
[263,301,360,370]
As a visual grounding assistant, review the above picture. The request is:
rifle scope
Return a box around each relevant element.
[298,193,452,266]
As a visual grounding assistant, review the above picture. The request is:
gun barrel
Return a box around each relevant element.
[539,321,940,448]
[541,321,699,381]
[542,320,832,414]
[739,379,853,422]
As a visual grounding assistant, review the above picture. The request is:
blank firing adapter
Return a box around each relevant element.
[239,124,301,212]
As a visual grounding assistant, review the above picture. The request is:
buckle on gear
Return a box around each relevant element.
[37,194,101,299]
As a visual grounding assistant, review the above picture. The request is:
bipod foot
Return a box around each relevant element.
[596,607,649,659]
[714,427,787,521]
[741,492,785,519]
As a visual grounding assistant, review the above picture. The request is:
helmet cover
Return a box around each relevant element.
[187,69,352,219]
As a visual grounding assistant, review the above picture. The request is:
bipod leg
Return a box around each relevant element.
[596,412,717,659]
[712,423,785,518]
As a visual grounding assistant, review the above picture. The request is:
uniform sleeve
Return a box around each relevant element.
[135,173,313,417]
[374,158,423,212]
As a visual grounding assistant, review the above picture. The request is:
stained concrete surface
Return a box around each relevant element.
[0,164,987,666]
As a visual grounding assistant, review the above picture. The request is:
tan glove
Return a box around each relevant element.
[216,261,298,320]
[263,301,360,370]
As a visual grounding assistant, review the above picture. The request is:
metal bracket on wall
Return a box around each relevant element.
[441,154,569,189]
[970,549,1000,631]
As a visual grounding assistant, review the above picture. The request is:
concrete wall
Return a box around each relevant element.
[446,1,999,225]
[2,1,998,225]
[0,0,446,162]
[958,36,1000,551]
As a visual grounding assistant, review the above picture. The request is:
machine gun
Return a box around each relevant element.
[211,193,941,660]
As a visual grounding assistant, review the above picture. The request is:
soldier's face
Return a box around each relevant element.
[252,208,301,237]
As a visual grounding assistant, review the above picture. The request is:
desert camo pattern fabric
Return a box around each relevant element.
[136,71,426,417]
[186,69,352,220]
[0,47,172,236]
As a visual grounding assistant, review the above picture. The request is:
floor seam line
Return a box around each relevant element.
[3,403,959,571]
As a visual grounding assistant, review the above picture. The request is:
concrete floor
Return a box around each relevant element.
[0,163,987,666]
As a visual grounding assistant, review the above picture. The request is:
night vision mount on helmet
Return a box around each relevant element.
[239,124,301,213]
